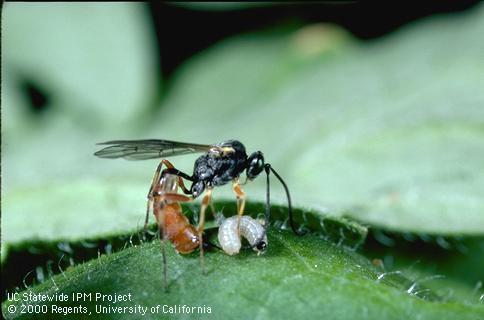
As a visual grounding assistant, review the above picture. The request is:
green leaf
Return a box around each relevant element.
[2,2,158,137]
[2,203,482,317]
[1,202,367,289]
[362,231,484,303]
[3,229,483,320]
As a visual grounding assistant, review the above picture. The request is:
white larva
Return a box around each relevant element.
[218,215,267,256]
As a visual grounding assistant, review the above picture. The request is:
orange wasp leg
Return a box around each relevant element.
[232,180,246,236]
[161,159,191,195]
[145,159,193,233]
[197,188,213,275]
[145,162,164,233]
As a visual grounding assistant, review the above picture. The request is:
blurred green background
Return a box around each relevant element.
[2,2,484,319]
[3,1,484,242]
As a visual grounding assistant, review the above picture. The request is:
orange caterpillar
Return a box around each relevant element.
[152,173,199,254]
[145,160,201,290]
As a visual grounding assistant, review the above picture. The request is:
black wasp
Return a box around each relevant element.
[94,139,302,263]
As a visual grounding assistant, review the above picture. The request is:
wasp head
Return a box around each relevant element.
[246,151,264,180]
[191,180,205,197]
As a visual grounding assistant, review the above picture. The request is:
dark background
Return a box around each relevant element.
[149,1,479,80]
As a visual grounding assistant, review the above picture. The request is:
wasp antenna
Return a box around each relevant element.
[264,164,271,233]
[265,164,304,236]
[247,165,272,250]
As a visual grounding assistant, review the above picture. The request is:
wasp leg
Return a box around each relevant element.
[146,164,194,239]
[152,191,169,292]
[206,190,217,218]
[197,188,213,275]
[210,200,217,217]
[145,161,167,234]
[156,192,192,203]
[232,180,246,236]
[161,168,194,182]
[161,160,192,195]
[160,220,169,292]
[145,161,194,234]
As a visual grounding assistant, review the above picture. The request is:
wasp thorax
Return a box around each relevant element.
[246,151,265,180]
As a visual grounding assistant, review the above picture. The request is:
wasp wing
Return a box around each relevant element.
[94,139,213,160]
